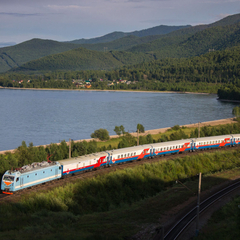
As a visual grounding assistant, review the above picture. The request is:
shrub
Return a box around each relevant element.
[91,128,110,141]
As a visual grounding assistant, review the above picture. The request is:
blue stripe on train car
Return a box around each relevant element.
[195,143,232,150]
[114,156,139,164]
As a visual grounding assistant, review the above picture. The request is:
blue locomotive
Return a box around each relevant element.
[1,161,61,194]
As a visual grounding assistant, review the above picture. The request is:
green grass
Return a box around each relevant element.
[1,149,240,239]
[194,195,240,240]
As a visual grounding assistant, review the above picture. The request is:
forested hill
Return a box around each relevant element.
[9,20,240,73]
[0,39,81,73]
[128,20,240,58]
[1,13,240,74]
[10,48,154,72]
[67,25,191,44]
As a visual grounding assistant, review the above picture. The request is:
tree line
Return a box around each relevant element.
[1,121,240,176]
[0,46,240,96]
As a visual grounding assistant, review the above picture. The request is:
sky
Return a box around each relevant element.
[0,0,240,47]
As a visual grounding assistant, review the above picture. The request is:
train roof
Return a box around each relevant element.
[58,151,108,165]
[151,139,192,148]
[231,134,240,138]
[5,161,60,175]
[193,135,233,142]
[107,145,152,155]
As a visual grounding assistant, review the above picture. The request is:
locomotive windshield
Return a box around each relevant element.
[3,175,15,181]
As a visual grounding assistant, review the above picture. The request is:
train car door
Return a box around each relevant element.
[55,168,58,177]
[20,177,24,188]
[109,156,113,166]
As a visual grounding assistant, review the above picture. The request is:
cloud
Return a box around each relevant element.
[0,42,16,48]
[47,4,89,10]
[0,12,44,17]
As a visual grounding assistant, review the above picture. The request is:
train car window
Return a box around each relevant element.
[210,141,211,144]
[90,161,91,165]
[35,173,37,176]
[167,147,169,150]
[59,167,61,170]
[27,176,29,178]
[16,177,19,182]
[170,147,172,150]
[121,154,123,158]
[43,171,45,174]
[124,154,126,157]
[134,152,136,155]
[118,155,120,158]
[83,163,85,167]
[128,153,130,157]
[131,153,133,156]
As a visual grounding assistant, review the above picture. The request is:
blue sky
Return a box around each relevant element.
[0,0,240,47]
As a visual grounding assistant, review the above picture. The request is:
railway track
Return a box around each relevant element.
[162,180,240,240]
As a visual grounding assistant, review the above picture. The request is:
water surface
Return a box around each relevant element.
[0,89,237,151]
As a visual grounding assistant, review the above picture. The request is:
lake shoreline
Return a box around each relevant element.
[1,86,211,95]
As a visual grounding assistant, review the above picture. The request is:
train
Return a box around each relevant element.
[1,134,240,194]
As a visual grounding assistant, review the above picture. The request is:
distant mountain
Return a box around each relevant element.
[10,48,154,73]
[1,13,240,74]
[0,39,81,72]
[66,25,191,44]
[0,42,16,48]
[76,35,164,52]
[128,14,240,58]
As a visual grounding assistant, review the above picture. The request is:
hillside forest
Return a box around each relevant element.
[1,13,240,99]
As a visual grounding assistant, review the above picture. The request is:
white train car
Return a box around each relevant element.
[58,152,109,176]
[151,139,193,156]
[192,135,233,150]
[107,144,153,165]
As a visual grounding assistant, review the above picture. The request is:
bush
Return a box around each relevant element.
[171,125,180,131]
[91,128,110,141]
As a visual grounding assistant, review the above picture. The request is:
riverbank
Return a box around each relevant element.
[0,118,235,155]
[1,86,211,95]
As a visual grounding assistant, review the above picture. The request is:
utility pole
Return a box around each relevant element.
[69,138,71,159]
[196,172,202,236]
[198,122,200,138]
[137,129,139,146]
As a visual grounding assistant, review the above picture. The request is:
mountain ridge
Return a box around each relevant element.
[1,13,240,73]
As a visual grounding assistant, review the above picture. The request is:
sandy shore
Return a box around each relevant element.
[1,87,212,95]
[0,118,235,155]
